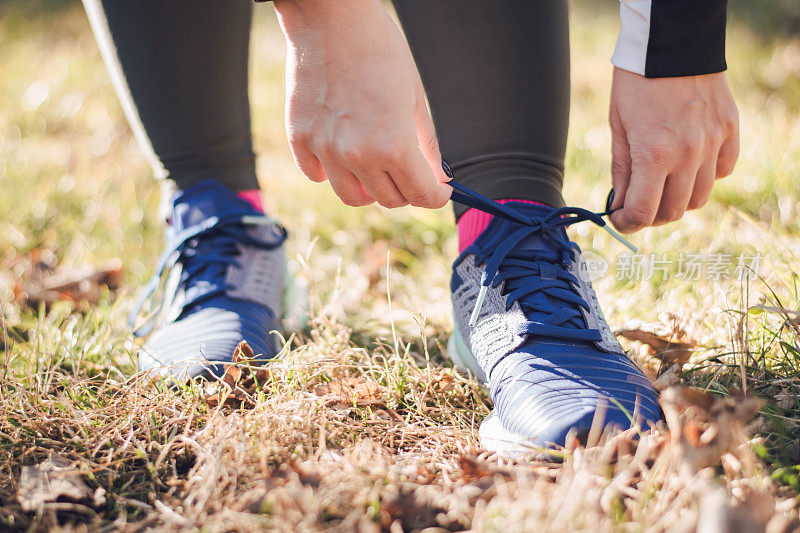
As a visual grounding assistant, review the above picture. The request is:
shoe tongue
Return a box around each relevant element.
[170,180,256,232]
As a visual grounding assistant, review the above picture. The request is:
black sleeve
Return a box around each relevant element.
[613,0,727,78]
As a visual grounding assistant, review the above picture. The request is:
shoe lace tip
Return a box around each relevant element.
[240,214,278,226]
[469,285,488,327]
[602,225,638,253]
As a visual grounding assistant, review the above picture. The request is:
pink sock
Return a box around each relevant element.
[237,189,264,213]
[457,199,547,252]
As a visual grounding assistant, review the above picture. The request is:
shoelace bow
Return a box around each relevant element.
[444,161,636,344]
[129,213,285,337]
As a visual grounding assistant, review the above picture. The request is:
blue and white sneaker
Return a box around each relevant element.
[130,180,287,380]
[447,180,661,453]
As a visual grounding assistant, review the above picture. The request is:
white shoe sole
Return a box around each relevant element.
[478,412,548,455]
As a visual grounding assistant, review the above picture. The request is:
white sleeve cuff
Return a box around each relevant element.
[611,0,652,76]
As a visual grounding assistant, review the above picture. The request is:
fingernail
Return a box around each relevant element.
[605,188,616,212]
[441,159,455,180]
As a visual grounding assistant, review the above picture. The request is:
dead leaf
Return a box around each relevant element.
[457,454,494,482]
[12,252,123,309]
[378,486,450,531]
[232,340,255,364]
[204,342,274,409]
[653,364,681,390]
[616,328,698,366]
[729,487,778,533]
[430,372,455,394]
[205,388,254,409]
[221,365,243,389]
[660,387,763,474]
[683,420,705,447]
[314,377,385,407]
[679,387,716,411]
[17,454,105,512]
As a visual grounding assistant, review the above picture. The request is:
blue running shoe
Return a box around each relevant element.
[447,179,661,454]
[130,180,287,380]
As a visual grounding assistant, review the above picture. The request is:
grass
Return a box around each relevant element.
[2,0,800,530]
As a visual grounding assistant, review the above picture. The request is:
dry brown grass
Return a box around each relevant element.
[1,311,797,532]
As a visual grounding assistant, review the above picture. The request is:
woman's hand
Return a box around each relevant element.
[609,68,739,232]
[274,0,450,209]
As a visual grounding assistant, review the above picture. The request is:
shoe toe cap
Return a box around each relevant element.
[489,352,661,449]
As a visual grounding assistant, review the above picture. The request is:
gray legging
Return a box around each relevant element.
[83,0,569,219]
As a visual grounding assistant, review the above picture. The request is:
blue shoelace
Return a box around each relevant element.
[445,161,636,344]
[129,214,286,337]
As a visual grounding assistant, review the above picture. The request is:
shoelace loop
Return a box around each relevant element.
[444,160,637,338]
[129,214,286,337]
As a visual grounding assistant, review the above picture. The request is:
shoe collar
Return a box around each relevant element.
[170,179,260,233]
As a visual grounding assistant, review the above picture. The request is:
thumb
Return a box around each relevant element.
[414,85,449,184]
[609,106,632,212]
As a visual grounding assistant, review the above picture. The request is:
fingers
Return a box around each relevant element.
[344,88,450,209]
[316,154,374,207]
[608,69,739,232]
[609,115,734,231]
[288,131,327,183]
[319,129,449,209]
[356,170,408,209]
[288,98,448,209]
[610,156,668,233]
[653,169,696,225]
[688,158,716,210]
[390,148,452,209]
[716,126,740,178]
[609,108,632,211]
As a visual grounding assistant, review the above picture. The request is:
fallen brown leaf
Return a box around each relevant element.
[232,340,255,364]
[378,486,451,531]
[616,327,698,366]
[17,454,105,512]
[456,454,494,482]
[653,364,681,391]
[204,342,274,409]
[205,387,255,409]
[12,252,123,309]
[314,377,385,405]
[660,387,763,473]
[221,365,243,389]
